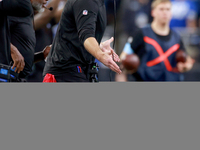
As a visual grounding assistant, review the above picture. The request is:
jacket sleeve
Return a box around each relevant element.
[72,0,99,44]
[130,29,146,59]
[0,0,32,17]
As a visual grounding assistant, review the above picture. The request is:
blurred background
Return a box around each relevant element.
[99,0,200,82]
[30,0,200,82]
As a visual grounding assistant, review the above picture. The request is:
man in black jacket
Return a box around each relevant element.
[43,0,122,82]
[0,0,32,66]
[8,0,50,81]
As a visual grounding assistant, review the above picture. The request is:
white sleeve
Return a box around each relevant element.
[123,42,134,54]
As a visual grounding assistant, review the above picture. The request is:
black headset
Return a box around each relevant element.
[44,6,53,11]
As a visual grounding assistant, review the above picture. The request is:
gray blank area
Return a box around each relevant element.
[0,83,199,150]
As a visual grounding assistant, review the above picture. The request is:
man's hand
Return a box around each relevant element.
[177,56,195,73]
[10,44,25,73]
[43,44,51,59]
[98,50,122,74]
[100,37,120,62]
[84,37,122,74]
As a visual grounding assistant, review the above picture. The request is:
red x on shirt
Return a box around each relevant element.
[144,36,180,72]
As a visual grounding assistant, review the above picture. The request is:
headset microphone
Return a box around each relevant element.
[44,6,53,11]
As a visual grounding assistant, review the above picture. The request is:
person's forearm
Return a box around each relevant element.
[84,38,122,74]
[34,45,51,63]
[34,0,61,30]
[10,43,17,54]
[54,0,67,23]
[34,51,44,63]
[83,37,103,61]
[54,7,64,23]
[10,43,25,73]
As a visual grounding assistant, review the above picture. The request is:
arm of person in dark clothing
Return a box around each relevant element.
[10,43,25,73]
[0,0,32,17]
[73,0,121,74]
[34,0,62,30]
[177,38,195,73]
[119,29,145,61]
[34,52,45,64]
[34,45,51,63]
[100,37,121,62]
[84,37,121,74]
[130,29,146,58]
[73,0,98,44]
[54,0,67,24]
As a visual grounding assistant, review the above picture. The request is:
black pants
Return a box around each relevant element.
[53,66,90,82]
